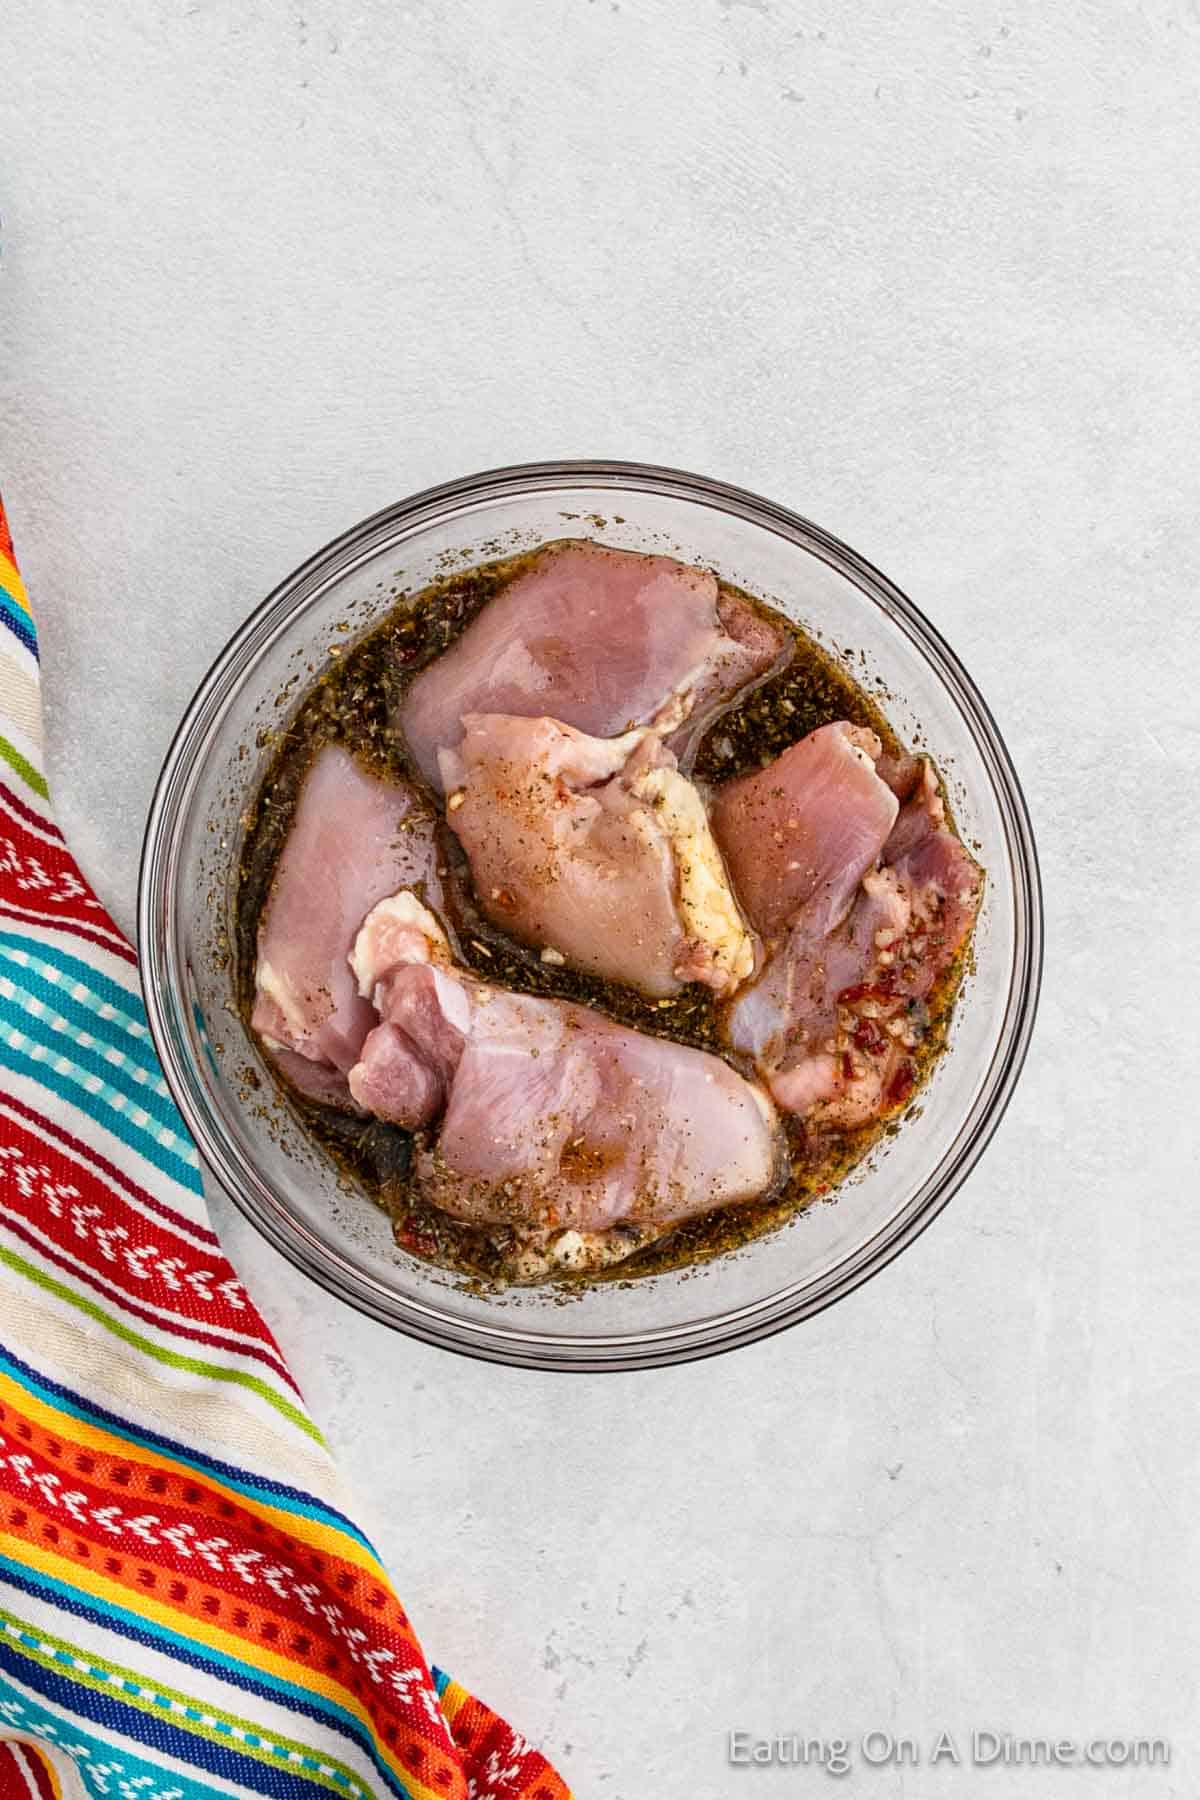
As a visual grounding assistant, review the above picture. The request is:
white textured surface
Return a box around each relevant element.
[4,2,1200,1794]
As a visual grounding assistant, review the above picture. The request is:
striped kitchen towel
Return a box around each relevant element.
[0,496,570,1800]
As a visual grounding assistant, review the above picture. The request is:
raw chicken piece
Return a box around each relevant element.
[347,894,466,1122]
[731,867,915,1126]
[710,721,899,938]
[264,1046,357,1111]
[724,871,901,1071]
[344,1017,445,1126]
[397,539,789,790]
[872,746,925,801]
[347,894,783,1270]
[251,745,441,1103]
[440,713,755,998]
[881,760,983,999]
[720,742,981,1126]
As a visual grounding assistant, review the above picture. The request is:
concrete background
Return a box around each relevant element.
[4,2,1199,1794]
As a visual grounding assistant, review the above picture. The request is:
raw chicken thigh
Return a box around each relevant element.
[718,727,981,1128]
[711,722,899,937]
[251,745,441,1106]
[398,539,788,790]
[346,894,783,1274]
[440,712,756,998]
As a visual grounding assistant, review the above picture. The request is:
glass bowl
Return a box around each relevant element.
[138,461,1041,1371]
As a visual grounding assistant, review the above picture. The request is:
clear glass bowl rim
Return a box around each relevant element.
[138,459,1043,1372]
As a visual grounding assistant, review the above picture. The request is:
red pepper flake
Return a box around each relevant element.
[841,1052,855,1082]
[396,1225,438,1258]
[853,1018,886,1056]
